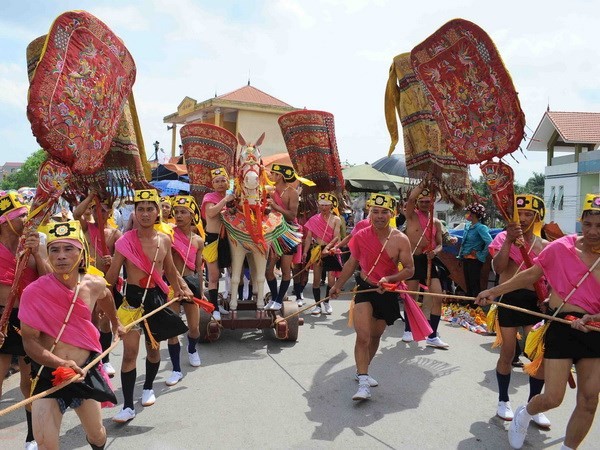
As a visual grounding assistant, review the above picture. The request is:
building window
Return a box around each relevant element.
[558,186,564,211]
[549,186,556,210]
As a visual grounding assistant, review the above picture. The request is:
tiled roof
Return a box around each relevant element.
[217,85,292,108]
[547,111,600,143]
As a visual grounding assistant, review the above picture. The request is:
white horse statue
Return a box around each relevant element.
[221,133,301,312]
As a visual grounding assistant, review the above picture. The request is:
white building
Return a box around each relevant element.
[527,111,600,233]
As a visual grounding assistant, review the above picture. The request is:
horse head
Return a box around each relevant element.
[236,133,266,205]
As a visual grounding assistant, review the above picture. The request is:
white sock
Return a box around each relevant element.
[560,444,573,450]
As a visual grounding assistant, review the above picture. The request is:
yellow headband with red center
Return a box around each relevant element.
[211,167,229,180]
[271,163,315,186]
[582,193,600,216]
[173,195,200,224]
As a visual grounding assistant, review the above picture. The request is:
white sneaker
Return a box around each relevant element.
[188,351,201,367]
[165,371,183,386]
[270,302,282,311]
[103,361,116,377]
[508,405,531,449]
[141,389,156,406]
[113,407,136,423]
[531,412,551,428]
[426,335,450,349]
[354,372,378,387]
[218,305,230,315]
[25,441,38,450]
[497,401,514,421]
[212,311,221,321]
[352,382,371,401]
[402,331,414,343]
[322,303,333,315]
[310,306,321,315]
[296,298,304,307]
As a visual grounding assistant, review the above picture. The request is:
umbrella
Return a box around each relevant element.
[150,180,190,195]
[262,152,293,167]
[371,154,409,177]
[342,164,410,192]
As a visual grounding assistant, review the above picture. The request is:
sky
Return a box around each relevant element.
[1,0,600,185]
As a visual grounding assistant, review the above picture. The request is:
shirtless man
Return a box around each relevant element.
[302,193,342,315]
[403,181,448,348]
[265,164,302,311]
[165,195,204,386]
[19,220,124,450]
[0,192,49,449]
[74,192,122,377]
[201,168,234,320]
[477,194,600,450]
[106,189,192,423]
[330,194,414,400]
[487,194,550,426]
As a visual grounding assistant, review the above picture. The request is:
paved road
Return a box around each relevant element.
[1,280,598,449]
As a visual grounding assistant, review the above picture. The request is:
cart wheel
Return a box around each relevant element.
[280,300,299,341]
[198,308,216,343]
[207,320,221,342]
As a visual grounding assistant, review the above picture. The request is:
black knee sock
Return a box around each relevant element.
[276,280,291,303]
[143,360,160,390]
[293,283,301,297]
[25,410,34,443]
[428,314,441,338]
[187,334,199,354]
[324,286,331,304]
[496,370,511,402]
[99,332,112,363]
[404,312,411,332]
[168,342,181,372]
[312,287,321,303]
[87,437,106,450]
[121,369,136,409]
[208,289,218,309]
[267,278,278,298]
[528,377,545,401]
[238,284,244,301]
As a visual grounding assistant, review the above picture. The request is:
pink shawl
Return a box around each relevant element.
[534,235,600,314]
[173,227,197,271]
[0,242,38,287]
[489,231,542,266]
[304,214,335,243]
[416,210,437,244]
[201,191,225,220]
[115,230,170,294]
[350,218,371,236]
[349,225,399,285]
[87,222,108,258]
[19,274,101,353]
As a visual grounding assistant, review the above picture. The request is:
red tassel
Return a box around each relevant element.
[51,367,78,386]
[193,297,215,314]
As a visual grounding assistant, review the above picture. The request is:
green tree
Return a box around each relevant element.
[0,149,47,190]
[524,172,545,198]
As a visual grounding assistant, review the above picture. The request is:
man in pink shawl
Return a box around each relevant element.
[19,220,124,450]
[106,189,191,423]
[330,194,414,401]
[477,194,600,450]
[265,164,306,310]
[0,192,49,449]
[404,181,448,348]
[486,194,550,426]
[302,192,342,315]
[74,191,123,378]
[164,195,205,387]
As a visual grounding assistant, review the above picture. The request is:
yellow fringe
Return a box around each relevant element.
[523,322,548,376]
[486,304,497,332]
[524,349,544,376]
[516,332,522,341]
[143,319,160,350]
[492,315,503,348]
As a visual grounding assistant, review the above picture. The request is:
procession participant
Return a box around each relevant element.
[74,192,123,377]
[19,220,124,450]
[477,194,600,450]
[106,189,192,423]
[486,194,550,425]
[160,196,175,225]
[201,168,234,320]
[330,194,414,400]
[165,195,204,386]
[302,193,342,315]
[264,164,302,311]
[403,181,449,348]
[458,202,493,299]
[0,192,49,450]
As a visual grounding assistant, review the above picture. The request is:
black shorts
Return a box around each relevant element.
[408,253,440,283]
[125,285,188,343]
[544,312,600,362]
[314,245,342,272]
[354,275,401,326]
[30,353,117,412]
[182,274,201,298]
[0,307,25,356]
[497,289,541,327]
[205,231,232,269]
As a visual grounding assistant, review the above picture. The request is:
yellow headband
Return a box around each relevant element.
[369,193,396,212]
[516,194,545,237]
[271,163,315,186]
[173,195,200,224]
[211,167,229,180]
[134,189,160,204]
[0,192,29,224]
[582,193,600,216]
